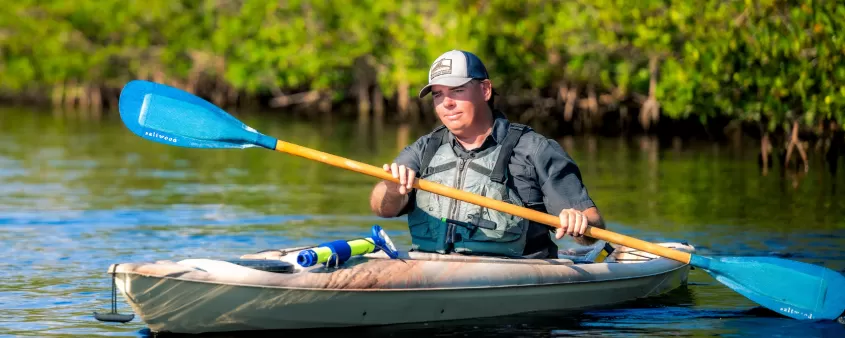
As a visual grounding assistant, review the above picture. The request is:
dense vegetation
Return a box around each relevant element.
[2,1,844,170]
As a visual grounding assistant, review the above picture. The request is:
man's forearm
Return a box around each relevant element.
[369,181,410,217]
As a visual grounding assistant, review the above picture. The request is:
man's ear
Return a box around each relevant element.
[482,80,493,101]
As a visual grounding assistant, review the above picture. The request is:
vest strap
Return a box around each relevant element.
[419,125,448,176]
[422,161,457,177]
[467,162,493,176]
[490,124,528,183]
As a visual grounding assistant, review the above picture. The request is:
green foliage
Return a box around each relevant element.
[1,0,843,131]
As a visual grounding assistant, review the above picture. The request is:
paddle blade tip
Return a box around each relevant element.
[695,255,845,321]
[117,80,152,130]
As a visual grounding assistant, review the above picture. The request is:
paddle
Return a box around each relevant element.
[117,79,845,322]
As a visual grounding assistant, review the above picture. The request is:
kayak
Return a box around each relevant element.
[106,240,695,334]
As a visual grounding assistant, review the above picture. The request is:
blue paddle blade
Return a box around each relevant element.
[690,255,845,321]
[118,80,277,149]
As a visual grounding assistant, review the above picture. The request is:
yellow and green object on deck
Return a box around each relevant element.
[296,225,400,267]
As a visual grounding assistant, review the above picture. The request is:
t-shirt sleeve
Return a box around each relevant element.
[531,139,596,215]
[392,135,428,173]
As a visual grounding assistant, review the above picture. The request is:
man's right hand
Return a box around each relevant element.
[383,163,416,195]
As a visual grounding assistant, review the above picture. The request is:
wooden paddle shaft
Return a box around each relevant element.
[276,140,692,264]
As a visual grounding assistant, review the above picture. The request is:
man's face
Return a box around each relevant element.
[431,80,492,134]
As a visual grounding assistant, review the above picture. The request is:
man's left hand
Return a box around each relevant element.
[555,208,589,240]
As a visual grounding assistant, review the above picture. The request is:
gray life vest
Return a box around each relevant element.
[406,123,531,257]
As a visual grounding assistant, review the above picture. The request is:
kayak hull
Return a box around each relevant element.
[110,242,694,334]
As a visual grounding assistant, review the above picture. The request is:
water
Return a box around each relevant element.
[1,106,844,337]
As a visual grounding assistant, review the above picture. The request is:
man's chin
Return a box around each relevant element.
[443,121,466,132]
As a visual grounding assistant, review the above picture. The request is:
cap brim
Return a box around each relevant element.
[417,77,474,98]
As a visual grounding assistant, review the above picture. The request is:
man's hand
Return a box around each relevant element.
[383,163,416,195]
[555,208,589,239]
[554,207,603,245]
[370,163,416,218]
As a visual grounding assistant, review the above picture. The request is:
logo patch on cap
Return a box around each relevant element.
[430,59,452,80]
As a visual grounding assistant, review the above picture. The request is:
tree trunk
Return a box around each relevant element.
[105,89,119,111]
[153,70,165,85]
[639,56,661,131]
[227,86,238,108]
[398,80,410,120]
[760,132,771,176]
[211,91,224,107]
[90,85,102,117]
[373,86,385,122]
[51,82,64,107]
[64,79,77,110]
[586,85,599,131]
[353,56,375,122]
[78,85,88,111]
[396,123,411,153]
[318,93,332,114]
[564,85,577,122]
[557,83,568,104]
[187,71,199,94]
[409,98,420,123]
[785,120,809,172]
[357,81,371,123]
[826,121,842,177]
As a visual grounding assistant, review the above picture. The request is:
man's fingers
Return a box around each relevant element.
[574,213,585,236]
[390,163,399,179]
[580,213,589,235]
[383,163,415,195]
[567,212,576,236]
[398,165,407,186]
[406,169,416,190]
[557,209,590,239]
[557,212,568,239]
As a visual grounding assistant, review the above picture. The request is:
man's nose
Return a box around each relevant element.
[442,95,456,108]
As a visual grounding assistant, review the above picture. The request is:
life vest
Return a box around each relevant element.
[406,123,531,257]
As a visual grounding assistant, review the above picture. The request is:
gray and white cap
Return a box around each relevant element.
[418,50,493,98]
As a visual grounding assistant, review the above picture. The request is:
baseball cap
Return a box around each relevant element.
[418,50,495,98]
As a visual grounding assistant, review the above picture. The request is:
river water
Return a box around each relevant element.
[1,106,844,337]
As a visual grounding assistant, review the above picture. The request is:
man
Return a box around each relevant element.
[369,50,604,259]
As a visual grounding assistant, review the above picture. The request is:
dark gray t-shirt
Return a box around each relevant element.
[393,111,596,255]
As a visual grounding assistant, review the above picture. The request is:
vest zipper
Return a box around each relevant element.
[446,158,469,249]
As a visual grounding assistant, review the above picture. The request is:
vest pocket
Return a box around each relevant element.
[408,217,432,239]
[406,192,439,242]
[464,199,527,243]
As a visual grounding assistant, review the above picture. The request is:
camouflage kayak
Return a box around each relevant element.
[106,241,694,334]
